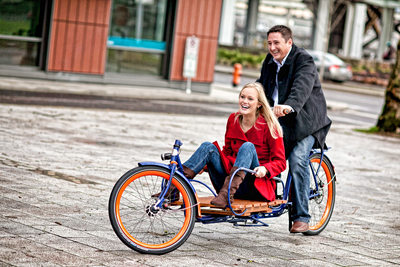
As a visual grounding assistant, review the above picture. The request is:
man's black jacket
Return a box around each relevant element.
[257,44,332,156]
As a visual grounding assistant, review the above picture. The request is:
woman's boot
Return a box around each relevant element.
[210,167,246,208]
[182,165,196,180]
[152,165,195,201]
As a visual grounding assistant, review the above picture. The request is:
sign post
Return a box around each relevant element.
[183,36,199,94]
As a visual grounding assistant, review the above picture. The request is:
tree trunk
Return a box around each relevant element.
[376,39,400,133]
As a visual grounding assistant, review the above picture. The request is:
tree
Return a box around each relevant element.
[377,39,400,133]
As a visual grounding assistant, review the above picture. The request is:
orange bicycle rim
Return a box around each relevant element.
[309,159,333,230]
[114,170,193,249]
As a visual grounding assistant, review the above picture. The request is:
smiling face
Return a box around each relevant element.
[238,87,260,117]
[267,32,292,63]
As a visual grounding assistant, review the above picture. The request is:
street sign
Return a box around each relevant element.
[183,36,199,78]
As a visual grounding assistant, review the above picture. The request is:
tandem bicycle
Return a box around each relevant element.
[109,139,336,254]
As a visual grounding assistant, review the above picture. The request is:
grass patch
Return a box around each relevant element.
[355,126,400,138]
[355,126,379,134]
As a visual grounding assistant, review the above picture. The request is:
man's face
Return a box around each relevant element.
[267,32,293,63]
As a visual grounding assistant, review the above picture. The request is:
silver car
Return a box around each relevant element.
[308,50,353,82]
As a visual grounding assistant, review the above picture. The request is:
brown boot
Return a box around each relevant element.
[182,165,196,179]
[152,165,195,200]
[210,167,246,208]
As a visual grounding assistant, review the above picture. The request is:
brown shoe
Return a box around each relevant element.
[290,221,309,233]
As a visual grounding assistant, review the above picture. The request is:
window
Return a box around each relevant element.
[0,0,46,67]
[107,0,168,75]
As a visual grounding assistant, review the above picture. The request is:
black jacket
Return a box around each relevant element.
[257,44,331,155]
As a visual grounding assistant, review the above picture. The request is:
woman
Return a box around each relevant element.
[170,82,286,208]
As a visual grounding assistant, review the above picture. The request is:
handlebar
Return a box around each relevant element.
[283,108,292,115]
[237,167,256,175]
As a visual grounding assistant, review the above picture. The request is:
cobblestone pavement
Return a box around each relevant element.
[1,103,400,266]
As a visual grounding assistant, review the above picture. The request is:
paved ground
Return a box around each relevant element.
[1,84,400,266]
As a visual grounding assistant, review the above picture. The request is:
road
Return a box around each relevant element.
[214,72,384,127]
[0,80,385,129]
[0,89,235,117]
[324,89,384,127]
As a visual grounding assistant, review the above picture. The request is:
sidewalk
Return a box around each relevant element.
[0,74,374,112]
[1,100,399,266]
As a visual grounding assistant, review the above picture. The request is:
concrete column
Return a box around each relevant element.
[342,2,367,59]
[219,0,236,46]
[351,3,367,59]
[313,0,332,52]
[244,0,259,47]
[342,2,354,57]
[377,7,394,60]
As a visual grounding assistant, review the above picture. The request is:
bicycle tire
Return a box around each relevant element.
[108,165,196,254]
[304,153,336,235]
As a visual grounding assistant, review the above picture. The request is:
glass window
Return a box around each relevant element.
[107,0,168,75]
[106,49,163,75]
[0,0,43,66]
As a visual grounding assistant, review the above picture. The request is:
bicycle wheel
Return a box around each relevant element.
[304,153,336,235]
[109,166,196,254]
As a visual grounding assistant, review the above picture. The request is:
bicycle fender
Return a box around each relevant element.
[138,161,197,193]
[138,161,169,169]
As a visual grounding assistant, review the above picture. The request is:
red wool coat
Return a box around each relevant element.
[219,113,286,201]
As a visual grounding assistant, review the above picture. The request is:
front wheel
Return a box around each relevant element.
[304,153,336,235]
[108,166,196,254]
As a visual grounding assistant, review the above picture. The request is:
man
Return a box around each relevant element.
[257,25,331,233]
[383,41,395,60]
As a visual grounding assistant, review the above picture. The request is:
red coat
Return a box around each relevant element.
[219,113,286,201]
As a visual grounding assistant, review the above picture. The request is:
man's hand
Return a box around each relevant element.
[273,104,293,118]
[254,166,268,177]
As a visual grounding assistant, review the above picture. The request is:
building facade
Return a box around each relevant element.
[0,0,222,93]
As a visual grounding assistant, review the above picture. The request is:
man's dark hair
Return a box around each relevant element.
[267,25,293,42]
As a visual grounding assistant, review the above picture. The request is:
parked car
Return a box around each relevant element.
[308,50,353,82]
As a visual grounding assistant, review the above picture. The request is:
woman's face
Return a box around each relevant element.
[238,87,260,116]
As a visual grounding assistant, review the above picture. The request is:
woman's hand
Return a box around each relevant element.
[254,166,268,177]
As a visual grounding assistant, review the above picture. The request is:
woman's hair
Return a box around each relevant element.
[238,82,283,139]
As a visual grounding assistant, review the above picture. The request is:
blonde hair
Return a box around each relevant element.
[237,82,283,139]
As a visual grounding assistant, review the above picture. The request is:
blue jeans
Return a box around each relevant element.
[288,135,315,223]
[183,142,265,200]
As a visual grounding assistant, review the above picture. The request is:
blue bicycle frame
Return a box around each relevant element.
[140,139,328,227]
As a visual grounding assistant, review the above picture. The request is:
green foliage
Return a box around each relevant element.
[217,48,265,69]
[0,1,33,16]
[0,19,30,36]
[355,126,379,134]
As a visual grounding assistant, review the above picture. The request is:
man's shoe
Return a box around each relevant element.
[290,221,309,233]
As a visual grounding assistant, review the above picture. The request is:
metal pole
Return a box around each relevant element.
[186,78,191,94]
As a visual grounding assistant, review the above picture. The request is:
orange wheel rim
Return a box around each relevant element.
[114,170,192,249]
[309,159,333,230]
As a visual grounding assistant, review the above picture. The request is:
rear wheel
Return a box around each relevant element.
[304,153,336,235]
[109,166,196,254]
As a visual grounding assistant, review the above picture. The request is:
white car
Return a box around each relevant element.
[308,50,353,82]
